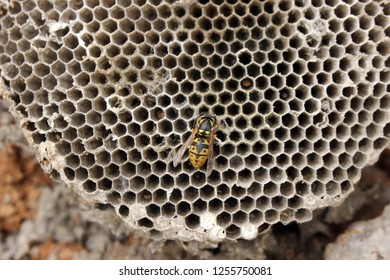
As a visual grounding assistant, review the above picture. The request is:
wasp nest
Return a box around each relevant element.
[1,0,389,241]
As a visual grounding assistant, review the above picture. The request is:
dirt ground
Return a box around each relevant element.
[1,99,390,260]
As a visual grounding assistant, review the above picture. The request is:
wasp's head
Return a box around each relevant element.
[195,113,217,137]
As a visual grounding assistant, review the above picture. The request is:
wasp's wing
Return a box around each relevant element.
[206,131,216,176]
[173,128,197,167]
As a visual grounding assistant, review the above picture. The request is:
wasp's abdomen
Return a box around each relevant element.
[189,137,210,168]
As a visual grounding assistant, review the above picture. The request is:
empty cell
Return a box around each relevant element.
[309,179,325,196]
[138,218,153,228]
[42,74,57,90]
[291,208,311,224]
[368,26,384,42]
[264,209,279,223]
[238,166,253,182]
[177,201,191,216]
[117,205,129,218]
[155,3,171,19]
[239,193,255,211]
[315,165,331,182]
[271,195,287,210]
[36,117,50,130]
[184,187,199,202]
[215,155,228,170]
[358,137,373,153]
[140,147,157,162]
[69,113,86,129]
[230,64,245,80]
[270,74,284,89]
[146,204,161,218]
[292,179,309,196]
[209,198,223,213]
[201,67,216,81]
[377,40,390,57]
[104,164,120,179]
[276,152,291,167]
[18,63,32,78]
[338,180,352,194]
[104,44,121,60]
[25,74,42,91]
[235,116,248,130]
[166,188,182,204]
[128,56,145,72]
[161,202,176,219]
[116,182,133,201]
[79,6,95,22]
[82,180,96,193]
[53,116,69,130]
[160,174,173,188]
[276,179,294,197]
[366,69,378,83]
[111,123,127,136]
[345,136,358,154]
[224,197,239,212]
[231,185,246,198]
[228,130,241,143]
[71,139,85,155]
[229,156,243,171]
[232,211,247,225]
[220,142,235,158]
[138,3,156,18]
[157,120,173,135]
[75,167,88,182]
[185,214,200,229]
[216,211,231,227]
[137,18,153,33]
[242,153,258,169]
[133,107,149,123]
[153,189,168,205]
[31,132,46,145]
[58,73,73,89]
[97,178,112,191]
[286,194,303,209]
[198,16,212,31]
[28,103,43,119]
[248,210,264,225]
[374,13,389,28]
[88,164,104,180]
[127,147,142,165]
[120,161,136,178]
[138,175,156,192]
[374,138,388,150]
[193,198,207,215]
[63,127,77,141]
[254,194,271,211]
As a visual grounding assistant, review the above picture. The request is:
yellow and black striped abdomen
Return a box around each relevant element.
[189,137,210,169]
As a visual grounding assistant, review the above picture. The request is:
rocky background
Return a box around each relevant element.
[1,99,390,260]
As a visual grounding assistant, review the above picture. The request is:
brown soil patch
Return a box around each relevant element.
[0,145,53,232]
[31,240,83,260]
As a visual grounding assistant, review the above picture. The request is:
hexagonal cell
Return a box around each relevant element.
[130,175,146,193]
[161,202,176,218]
[82,180,96,193]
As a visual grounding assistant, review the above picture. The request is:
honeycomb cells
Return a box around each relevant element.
[1,0,390,241]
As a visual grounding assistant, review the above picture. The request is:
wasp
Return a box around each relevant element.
[173,113,218,176]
